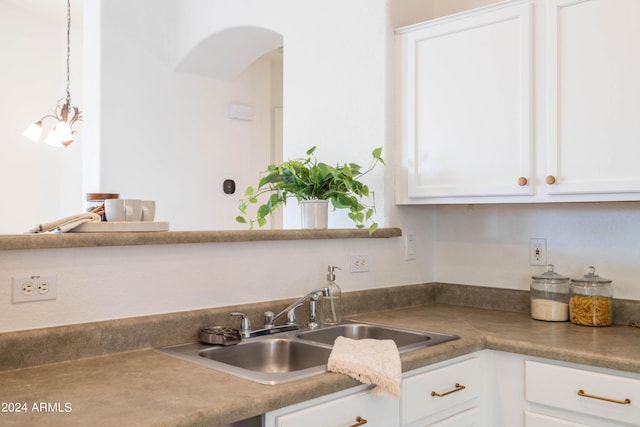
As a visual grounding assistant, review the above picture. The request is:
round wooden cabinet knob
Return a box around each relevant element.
[517,177,528,186]
[546,175,556,185]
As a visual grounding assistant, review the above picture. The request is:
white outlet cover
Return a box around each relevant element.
[12,274,57,303]
[350,255,369,273]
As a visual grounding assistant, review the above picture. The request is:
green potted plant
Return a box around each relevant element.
[236,146,384,234]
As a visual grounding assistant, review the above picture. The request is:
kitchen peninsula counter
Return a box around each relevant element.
[0,303,638,426]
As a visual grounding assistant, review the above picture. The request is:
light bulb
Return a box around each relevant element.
[55,120,73,144]
[44,127,64,148]
[22,121,44,143]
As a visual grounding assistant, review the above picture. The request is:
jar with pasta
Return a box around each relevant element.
[569,266,613,327]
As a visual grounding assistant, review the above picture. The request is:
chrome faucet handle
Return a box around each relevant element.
[286,302,304,325]
[230,312,251,336]
[308,293,320,330]
[263,311,275,328]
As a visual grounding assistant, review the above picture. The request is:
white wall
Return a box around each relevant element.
[89,0,389,230]
[2,0,640,336]
[86,0,277,231]
[434,202,640,300]
[0,1,83,233]
[0,217,435,332]
[0,0,435,333]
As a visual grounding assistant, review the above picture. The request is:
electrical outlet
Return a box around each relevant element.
[405,234,416,261]
[350,255,369,273]
[529,238,547,266]
[12,274,57,303]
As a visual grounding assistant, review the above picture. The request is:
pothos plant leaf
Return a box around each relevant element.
[236,146,384,234]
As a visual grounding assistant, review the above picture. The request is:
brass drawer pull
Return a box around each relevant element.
[348,416,367,426]
[431,383,466,397]
[578,389,631,405]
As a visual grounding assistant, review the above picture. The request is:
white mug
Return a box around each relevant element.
[141,200,156,221]
[105,199,143,221]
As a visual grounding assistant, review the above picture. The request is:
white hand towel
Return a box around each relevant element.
[28,212,102,233]
[327,336,401,399]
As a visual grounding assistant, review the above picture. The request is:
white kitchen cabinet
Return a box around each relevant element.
[524,411,589,427]
[265,351,639,427]
[544,0,640,196]
[402,354,486,426]
[396,0,640,204]
[427,406,480,427]
[264,352,488,427]
[396,1,533,202]
[525,360,640,426]
[491,350,640,427]
[263,384,399,427]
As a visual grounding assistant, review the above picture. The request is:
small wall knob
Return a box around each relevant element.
[546,175,556,185]
[223,179,236,194]
[517,177,528,186]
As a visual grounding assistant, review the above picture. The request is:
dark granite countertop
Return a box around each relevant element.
[0,303,638,426]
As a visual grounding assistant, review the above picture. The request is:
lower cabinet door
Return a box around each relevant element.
[265,387,400,427]
[427,406,480,427]
[525,411,590,427]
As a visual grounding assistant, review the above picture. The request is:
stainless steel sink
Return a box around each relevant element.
[297,322,458,353]
[200,338,332,373]
[156,321,458,385]
[157,337,332,385]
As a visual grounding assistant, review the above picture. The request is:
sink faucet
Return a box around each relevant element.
[230,287,330,338]
[264,287,330,330]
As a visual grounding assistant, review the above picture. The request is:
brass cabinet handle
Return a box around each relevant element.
[577,389,631,405]
[348,416,368,426]
[431,383,466,397]
[518,177,528,186]
[546,175,556,185]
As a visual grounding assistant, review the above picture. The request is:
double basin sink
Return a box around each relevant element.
[157,321,458,384]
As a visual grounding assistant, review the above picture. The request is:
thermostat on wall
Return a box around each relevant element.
[227,103,253,121]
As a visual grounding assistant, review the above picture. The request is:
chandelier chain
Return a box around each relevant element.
[22,0,83,147]
[66,0,71,104]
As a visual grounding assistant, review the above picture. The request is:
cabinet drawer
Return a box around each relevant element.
[524,410,589,427]
[525,361,640,425]
[402,356,482,425]
[266,387,399,427]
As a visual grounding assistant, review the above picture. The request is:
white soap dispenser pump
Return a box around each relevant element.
[321,265,342,326]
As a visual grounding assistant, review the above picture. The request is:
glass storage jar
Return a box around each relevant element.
[530,264,570,321]
[569,266,613,327]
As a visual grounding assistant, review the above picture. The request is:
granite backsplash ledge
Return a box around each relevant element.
[0,283,435,372]
[435,282,639,326]
[1,282,638,372]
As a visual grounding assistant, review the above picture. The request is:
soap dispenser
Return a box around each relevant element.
[320,265,342,326]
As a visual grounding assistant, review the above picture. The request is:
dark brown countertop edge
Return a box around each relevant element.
[0,227,402,250]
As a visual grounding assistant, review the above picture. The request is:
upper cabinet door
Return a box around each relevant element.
[546,0,640,195]
[397,2,533,202]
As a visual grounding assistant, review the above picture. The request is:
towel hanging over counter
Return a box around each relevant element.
[28,212,102,234]
[327,336,401,399]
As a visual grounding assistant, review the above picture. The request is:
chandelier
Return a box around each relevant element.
[22,0,82,148]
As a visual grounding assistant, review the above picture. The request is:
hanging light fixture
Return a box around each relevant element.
[22,0,82,148]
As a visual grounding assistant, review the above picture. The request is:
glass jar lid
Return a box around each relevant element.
[532,264,569,283]
[571,266,612,285]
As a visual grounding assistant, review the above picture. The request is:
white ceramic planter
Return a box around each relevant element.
[300,200,329,230]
